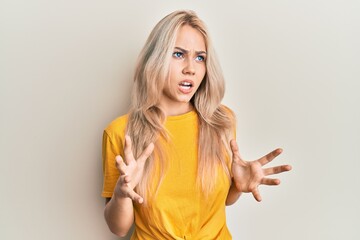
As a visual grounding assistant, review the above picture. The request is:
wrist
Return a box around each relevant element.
[112,191,131,203]
[230,179,242,193]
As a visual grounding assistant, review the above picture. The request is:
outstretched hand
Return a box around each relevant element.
[114,135,154,204]
[230,139,292,202]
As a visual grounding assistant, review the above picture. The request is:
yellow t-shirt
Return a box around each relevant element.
[102,110,232,239]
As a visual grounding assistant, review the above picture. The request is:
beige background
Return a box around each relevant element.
[1,0,359,239]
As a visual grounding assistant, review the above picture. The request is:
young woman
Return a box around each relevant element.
[102,10,291,239]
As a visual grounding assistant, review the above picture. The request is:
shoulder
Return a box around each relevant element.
[104,114,129,140]
[219,104,236,119]
[219,104,237,136]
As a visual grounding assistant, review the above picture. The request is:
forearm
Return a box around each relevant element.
[225,181,242,206]
[104,195,134,237]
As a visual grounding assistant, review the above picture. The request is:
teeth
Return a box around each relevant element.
[179,81,192,91]
[180,82,192,86]
[180,85,191,90]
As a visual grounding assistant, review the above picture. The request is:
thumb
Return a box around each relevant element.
[252,188,262,202]
[127,190,145,204]
[230,139,243,161]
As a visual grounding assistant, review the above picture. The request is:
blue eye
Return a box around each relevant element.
[173,52,184,58]
[196,55,205,62]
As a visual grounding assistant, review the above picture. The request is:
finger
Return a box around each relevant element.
[127,190,144,204]
[230,139,243,162]
[258,148,283,166]
[115,155,127,175]
[252,187,262,202]
[124,135,135,164]
[261,177,280,185]
[117,177,143,203]
[137,142,154,164]
[263,164,292,176]
[118,175,131,186]
[123,174,131,184]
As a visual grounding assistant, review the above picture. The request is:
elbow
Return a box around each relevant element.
[105,216,131,237]
[104,211,131,237]
[118,232,128,238]
[110,228,129,238]
[105,217,131,238]
[103,198,133,237]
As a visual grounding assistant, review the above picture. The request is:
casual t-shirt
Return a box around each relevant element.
[102,110,232,239]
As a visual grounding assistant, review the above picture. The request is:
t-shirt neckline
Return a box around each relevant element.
[165,110,197,121]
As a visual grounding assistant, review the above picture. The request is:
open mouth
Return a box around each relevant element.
[179,81,193,90]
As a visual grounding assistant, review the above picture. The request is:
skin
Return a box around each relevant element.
[159,24,207,116]
[104,24,292,237]
[104,136,154,237]
[226,141,292,205]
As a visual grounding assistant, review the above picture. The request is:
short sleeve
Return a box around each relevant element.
[101,130,122,198]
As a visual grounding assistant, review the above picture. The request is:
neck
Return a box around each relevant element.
[159,102,194,117]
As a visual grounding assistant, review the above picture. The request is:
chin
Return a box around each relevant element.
[178,97,192,103]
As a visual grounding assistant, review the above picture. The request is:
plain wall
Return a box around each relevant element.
[1,0,359,239]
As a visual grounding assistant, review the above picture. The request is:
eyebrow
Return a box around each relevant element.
[174,47,207,55]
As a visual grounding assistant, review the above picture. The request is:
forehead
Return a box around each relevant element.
[175,25,206,51]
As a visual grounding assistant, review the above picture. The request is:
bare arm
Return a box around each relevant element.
[226,181,242,206]
[103,136,154,237]
[104,196,134,237]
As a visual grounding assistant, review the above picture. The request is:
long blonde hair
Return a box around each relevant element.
[126,10,235,203]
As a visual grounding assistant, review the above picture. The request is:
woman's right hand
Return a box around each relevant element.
[114,135,154,204]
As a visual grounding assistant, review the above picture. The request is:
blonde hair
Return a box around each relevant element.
[126,10,235,204]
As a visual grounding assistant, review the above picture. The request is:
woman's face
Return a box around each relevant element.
[160,24,207,115]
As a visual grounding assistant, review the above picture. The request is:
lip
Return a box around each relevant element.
[178,80,194,94]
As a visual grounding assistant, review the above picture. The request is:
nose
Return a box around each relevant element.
[182,58,195,75]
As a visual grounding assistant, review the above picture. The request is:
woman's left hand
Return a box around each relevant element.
[230,139,292,202]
